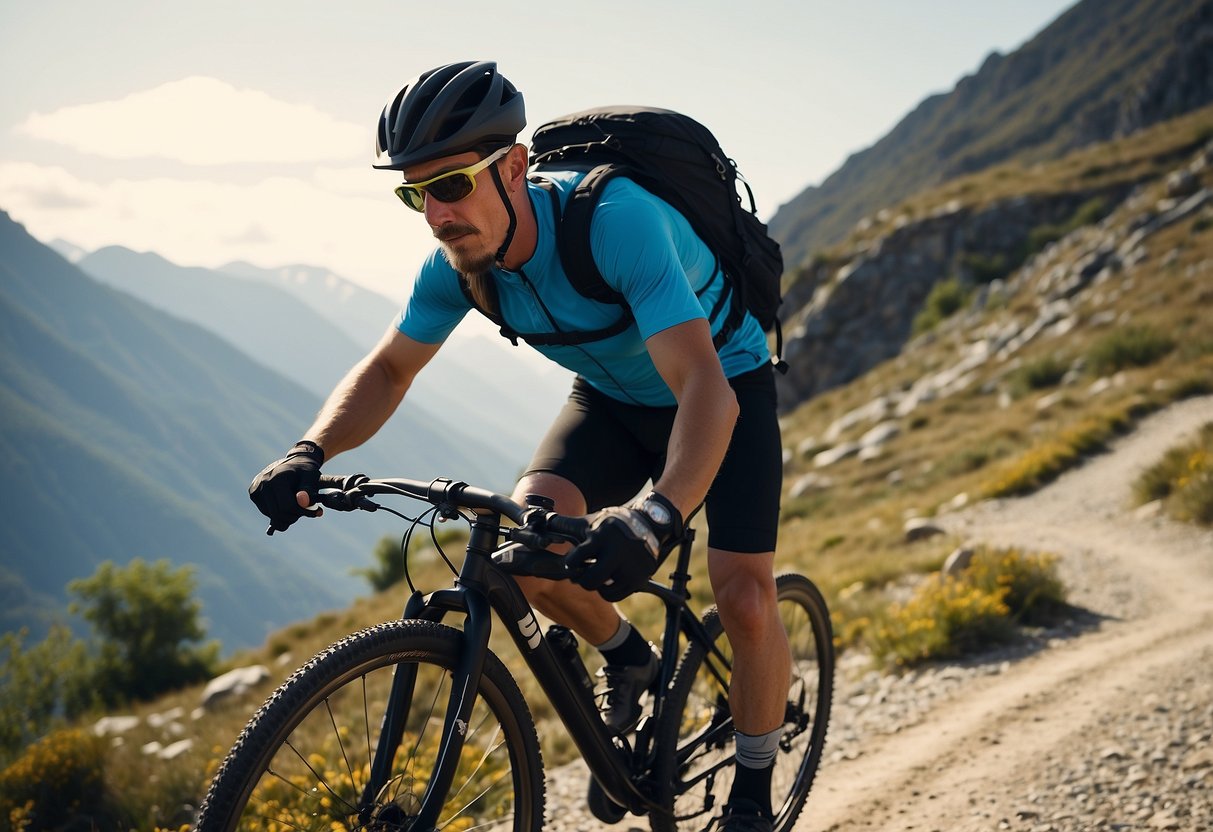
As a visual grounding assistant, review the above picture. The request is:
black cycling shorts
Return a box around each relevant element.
[524,363,782,553]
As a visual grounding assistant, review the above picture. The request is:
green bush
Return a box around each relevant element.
[1087,325,1175,376]
[913,277,970,334]
[1008,354,1069,396]
[959,251,1019,284]
[0,627,96,765]
[1027,197,1110,253]
[69,558,220,705]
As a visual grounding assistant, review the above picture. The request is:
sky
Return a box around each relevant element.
[0,0,1077,304]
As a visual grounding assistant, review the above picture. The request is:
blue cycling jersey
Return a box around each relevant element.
[397,171,770,407]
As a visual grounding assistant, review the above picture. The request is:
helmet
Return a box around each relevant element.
[373,60,526,170]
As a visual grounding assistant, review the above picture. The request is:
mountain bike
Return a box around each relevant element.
[195,473,833,831]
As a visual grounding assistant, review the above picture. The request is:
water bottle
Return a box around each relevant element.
[545,624,596,707]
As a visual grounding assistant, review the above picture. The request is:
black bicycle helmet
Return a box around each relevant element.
[373,60,526,170]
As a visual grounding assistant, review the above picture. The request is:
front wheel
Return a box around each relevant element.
[195,620,544,831]
[651,572,834,832]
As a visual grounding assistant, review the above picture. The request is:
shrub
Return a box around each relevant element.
[1026,197,1110,253]
[1008,354,1069,396]
[959,251,1016,284]
[865,578,1015,667]
[964,548,1067,625]
[856,547,1067,667]
[1087,325,1175,376]
[69,558,220,705]
[0,729,119,829]
[913,277,970,335]
[1134,423,1213,526]
[0,626,96,765]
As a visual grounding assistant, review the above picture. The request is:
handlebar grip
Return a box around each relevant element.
[318,473,368,490]
[315,473,375,512]
[545,513,590,542]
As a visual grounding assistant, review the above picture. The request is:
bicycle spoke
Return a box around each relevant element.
[324,695,359,799]
[283,739,359,814]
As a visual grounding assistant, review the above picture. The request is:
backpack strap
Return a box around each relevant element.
[556,164,627,306]
[557,164,744,354]
[456,272,524,346]
[457,177,634,348]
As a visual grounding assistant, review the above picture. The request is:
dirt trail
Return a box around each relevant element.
[799,395,1213,831]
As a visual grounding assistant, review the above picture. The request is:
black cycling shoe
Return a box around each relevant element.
[718,798,774,832]
[598,651,659,734]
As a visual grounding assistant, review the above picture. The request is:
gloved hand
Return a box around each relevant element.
[249,440,325,533]
[567,491,683,602]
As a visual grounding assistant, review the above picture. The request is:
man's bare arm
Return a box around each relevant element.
[644,317,739,518]
[302,327,442,460]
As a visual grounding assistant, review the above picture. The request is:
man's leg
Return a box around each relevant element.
[708,548,791,824]
[510,471,659,733]
[510,471,618,643]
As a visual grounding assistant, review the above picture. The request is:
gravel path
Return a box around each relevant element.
[542,395,1213,832]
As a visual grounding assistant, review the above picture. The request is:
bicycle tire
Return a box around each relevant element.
[651,572,833,832]
[195,620,544,831]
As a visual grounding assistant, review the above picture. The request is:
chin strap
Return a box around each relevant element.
[489,163,517,266]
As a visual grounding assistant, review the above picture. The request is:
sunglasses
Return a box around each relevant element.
[394,145,513,212]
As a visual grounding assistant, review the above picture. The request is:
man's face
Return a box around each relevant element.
[401,150,508,275]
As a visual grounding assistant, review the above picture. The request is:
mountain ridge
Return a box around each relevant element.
[769,0,1213,271]
[0,210,520,649]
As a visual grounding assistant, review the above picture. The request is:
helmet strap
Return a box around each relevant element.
[489,163,517,267]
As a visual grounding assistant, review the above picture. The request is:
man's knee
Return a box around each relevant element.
[708,550,778,643]
[512,472,587,516]
[511,473,586,609]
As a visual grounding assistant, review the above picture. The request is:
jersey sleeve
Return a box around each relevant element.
[396,250,471,344]
[587,182,708,341]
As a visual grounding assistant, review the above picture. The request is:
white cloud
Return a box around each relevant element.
[16,76,364,165]
[0,161,433,301]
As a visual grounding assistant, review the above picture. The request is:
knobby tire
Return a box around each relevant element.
[651,572,834,832]
[194,620,544,831]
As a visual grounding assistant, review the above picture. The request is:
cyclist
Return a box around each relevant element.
[250,60,788,832]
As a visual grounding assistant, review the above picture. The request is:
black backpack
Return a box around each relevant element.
[463,106,787,369]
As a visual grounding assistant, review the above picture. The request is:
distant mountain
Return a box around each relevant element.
[0,210,515,650]
[216,261,402,351]
[79,248,569,468]
[216,260,573,454]
[79,247,374,401]
[48,238,87,263]
[769,0,1213,271]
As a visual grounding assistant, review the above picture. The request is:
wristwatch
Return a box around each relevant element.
[635,491,682,538]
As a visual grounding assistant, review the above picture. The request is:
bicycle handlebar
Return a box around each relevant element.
[313,473,591,545]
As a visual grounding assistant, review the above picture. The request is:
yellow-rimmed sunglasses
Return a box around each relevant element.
[393,145,512,212]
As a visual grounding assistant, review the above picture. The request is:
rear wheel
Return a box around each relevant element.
[195,620,544,831]
[651,573,833,832]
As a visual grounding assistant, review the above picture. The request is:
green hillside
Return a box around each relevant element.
[0,213,515,650]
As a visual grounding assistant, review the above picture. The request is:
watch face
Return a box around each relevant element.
[642,498,671,526]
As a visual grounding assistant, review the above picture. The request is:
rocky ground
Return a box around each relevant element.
[543,395,1213,832]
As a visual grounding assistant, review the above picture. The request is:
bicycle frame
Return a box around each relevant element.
[363,503,729,829]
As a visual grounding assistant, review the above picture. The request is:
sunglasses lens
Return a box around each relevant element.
[425,173,475,204]
[395,186,426,212]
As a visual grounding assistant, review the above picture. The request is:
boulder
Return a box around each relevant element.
[201,664,270,710]
[93,715,140,736]
[904,518,945,543]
